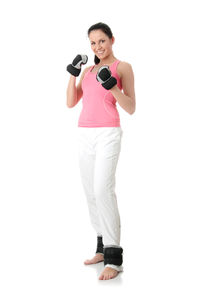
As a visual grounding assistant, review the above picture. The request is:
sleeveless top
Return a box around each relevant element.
[78,59,122,127]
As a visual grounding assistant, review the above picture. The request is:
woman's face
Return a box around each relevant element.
[89,29,114,60]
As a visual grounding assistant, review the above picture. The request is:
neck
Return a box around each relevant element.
[99,53,117,65]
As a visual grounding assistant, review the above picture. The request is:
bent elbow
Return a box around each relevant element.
[130,101,136,115]
[129,105,136,115]
[66,103,73,108]
[129,98,136,115]
[66,99,75,108]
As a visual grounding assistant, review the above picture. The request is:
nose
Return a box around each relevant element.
[97,42,103,50]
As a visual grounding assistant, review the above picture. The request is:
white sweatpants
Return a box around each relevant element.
[77,127,123,272]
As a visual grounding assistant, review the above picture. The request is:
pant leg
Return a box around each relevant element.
[77,127,102,236]
[93,127,123,247]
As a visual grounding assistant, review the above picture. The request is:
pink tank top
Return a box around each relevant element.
[78,59,122,127]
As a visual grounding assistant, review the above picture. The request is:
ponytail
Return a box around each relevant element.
[94,55,100,64]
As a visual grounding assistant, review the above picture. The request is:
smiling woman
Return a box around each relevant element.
[66,22,136,281]
[88,24,114,65]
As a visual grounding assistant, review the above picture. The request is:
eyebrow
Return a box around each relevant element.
[90,38,105,43]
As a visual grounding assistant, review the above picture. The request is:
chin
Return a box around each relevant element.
[100,56,109,62]
[96,55,103,59]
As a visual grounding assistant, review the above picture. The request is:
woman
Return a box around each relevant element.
[66,22,136,280]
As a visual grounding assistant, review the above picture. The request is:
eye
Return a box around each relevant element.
[101,40,105,43]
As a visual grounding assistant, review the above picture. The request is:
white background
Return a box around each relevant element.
[0,0,200,299]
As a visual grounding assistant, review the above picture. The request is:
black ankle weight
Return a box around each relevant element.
[66,64,81,77]
[103,247,123,266]
[102,76,117,90]
[95,236,104,254]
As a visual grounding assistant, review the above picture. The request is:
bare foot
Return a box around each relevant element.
[99,267,119,280]
[84,253,104,265]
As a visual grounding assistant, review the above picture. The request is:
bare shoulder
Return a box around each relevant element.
[117,61,134,78]
[82,65,92,76]
[84,65,92,72]
[78,65,92,85]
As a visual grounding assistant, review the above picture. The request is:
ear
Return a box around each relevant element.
[111,36,115,45]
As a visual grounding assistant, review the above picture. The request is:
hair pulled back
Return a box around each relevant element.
[87,22,113,64]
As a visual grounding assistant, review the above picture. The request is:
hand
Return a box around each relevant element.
[96,65,117,90]
[66,54,88,77]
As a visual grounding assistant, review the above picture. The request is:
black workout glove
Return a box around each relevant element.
[67,54,88,77]
[96,65,117,90]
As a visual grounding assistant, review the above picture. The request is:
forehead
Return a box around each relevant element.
[89,30,108,41]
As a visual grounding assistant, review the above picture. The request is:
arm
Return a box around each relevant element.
[110,62,136,115]
[66,75,78,108]
[66,67,90,108]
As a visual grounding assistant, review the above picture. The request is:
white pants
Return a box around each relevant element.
[77,127,123,271]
